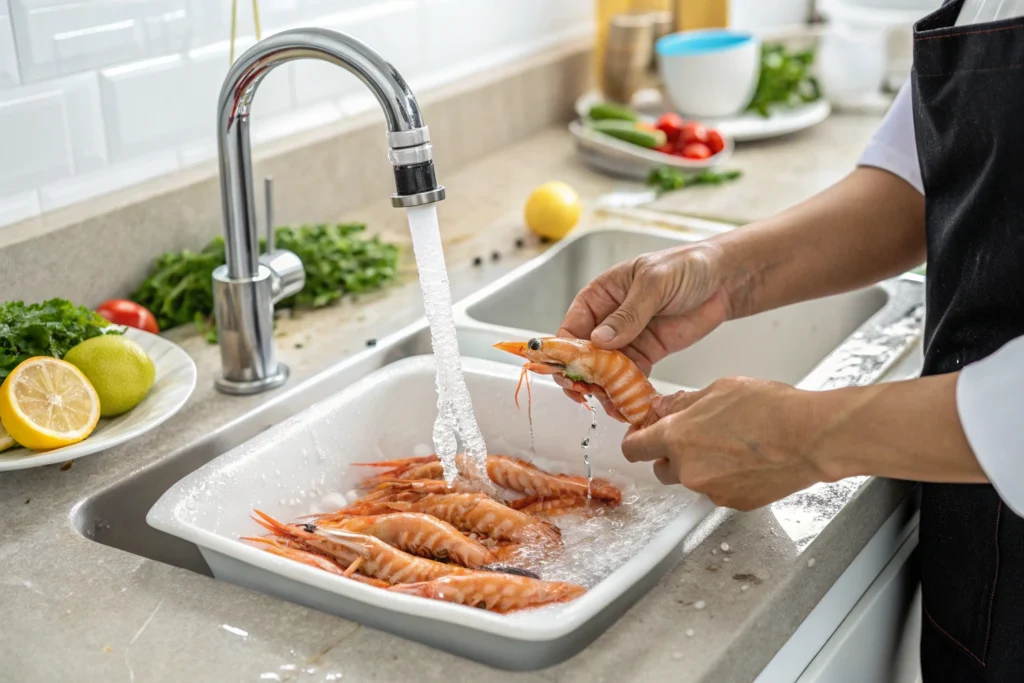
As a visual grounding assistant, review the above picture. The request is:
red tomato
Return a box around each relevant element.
[655,142,675,155]
[681,142,713,160]
[706,129,725,155]
[680,122,709,145]
[654,113,685,144]
[96,299,160,334]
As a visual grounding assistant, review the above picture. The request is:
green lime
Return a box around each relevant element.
[63,335,155,418]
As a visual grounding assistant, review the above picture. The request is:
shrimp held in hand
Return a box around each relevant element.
[494,337,658,426]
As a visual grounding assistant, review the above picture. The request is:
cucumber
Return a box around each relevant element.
[587,102,638,122]
[590,119,666,149]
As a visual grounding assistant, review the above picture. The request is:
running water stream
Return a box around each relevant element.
[405,205,488,484]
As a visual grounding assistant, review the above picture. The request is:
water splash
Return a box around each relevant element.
[581,404,597,501]
[405,205,488,484]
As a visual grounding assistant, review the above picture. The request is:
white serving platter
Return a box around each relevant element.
[147,355,717,670]
[0,328,196,472]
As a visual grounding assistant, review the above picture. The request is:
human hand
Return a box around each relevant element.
[621,378,830,510]
[554,241,736,419]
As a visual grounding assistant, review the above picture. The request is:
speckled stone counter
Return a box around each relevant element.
[0,119,917,683]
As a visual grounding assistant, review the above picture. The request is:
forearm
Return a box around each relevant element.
[715,167,926,319]
[805,373,988,485]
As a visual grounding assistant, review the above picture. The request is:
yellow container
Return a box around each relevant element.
[673,0,728,31]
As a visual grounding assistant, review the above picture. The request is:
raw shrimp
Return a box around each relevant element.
[355,454,622,506]
[389,573,586,613]
[382,493,562,546]
[319,512,499,569]
[493,337,658,426]
[251,510,471,585]
[242,536,389,588]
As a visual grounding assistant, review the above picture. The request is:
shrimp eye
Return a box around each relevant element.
[528,338,541,351]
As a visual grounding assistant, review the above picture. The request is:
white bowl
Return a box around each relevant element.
[656,29,761,118]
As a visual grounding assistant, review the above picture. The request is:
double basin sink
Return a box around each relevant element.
[75,223,925,579]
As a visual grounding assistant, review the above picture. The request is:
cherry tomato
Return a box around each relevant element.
[655,142,675,155]
[681,142,713,160]
[654,113,685,144]
[706,129,726,155]
[96,299,160,334]
[680,122,710,146]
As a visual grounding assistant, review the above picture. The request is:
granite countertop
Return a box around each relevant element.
[0,115,915,683]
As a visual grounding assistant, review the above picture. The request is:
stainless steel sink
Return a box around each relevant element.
[73,323,435,576]
[74,223,926,582]
[454,226,917,389]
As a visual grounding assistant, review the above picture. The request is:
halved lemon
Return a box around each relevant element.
[0,357,101,451]
[0,421,13,452]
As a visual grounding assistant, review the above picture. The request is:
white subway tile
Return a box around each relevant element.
[0,90,73,193]
[39,150,179,210]
[12,0,190,82]
[0,10,19,88]
[99,54,191,161]
[59,73,108,173]
[0,74,107,178]
[0,190,41,228]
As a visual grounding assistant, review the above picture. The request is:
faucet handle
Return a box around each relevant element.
[264,175,275,253]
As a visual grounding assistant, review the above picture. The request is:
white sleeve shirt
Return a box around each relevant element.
[855,1,1024,516]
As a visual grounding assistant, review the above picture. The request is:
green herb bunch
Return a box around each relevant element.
[0,299,120,380]
[747,44,822,118]
[130,223,400,340]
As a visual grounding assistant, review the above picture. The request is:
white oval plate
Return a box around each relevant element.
[568,120,734,181]
[0,328,197,471]
[576,89,831,142]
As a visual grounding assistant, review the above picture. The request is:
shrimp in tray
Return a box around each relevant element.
[355,453,622,507]
[493,337,658,427]
[252,510,472,585]
[318,512,499,569]
[389,573,586,613]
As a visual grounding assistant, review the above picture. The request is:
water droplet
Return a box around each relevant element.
[720,542,730,552]
[740,584,749,592]
[671,651,684,660]
[684,629,695,637]
[807,557,816,567]
[694,600,705,610]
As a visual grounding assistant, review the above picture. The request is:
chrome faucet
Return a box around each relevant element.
[212,28,445,395]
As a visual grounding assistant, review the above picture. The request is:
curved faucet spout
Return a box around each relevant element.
[218,28,431,279]
[212,28,443,395]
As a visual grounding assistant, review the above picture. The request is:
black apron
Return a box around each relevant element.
[913,1,1024,680]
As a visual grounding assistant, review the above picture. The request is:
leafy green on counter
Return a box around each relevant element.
[0,299,120,380]
[131,223,400,340]
[646,167,742,193]
[747,44,822,118]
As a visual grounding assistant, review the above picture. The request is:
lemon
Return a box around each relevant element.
[0,421,14,452]
[64,335,155,418]
[0,357,101,450]
[524,181,582,241]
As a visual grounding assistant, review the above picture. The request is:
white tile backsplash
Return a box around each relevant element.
[0,0,592,228]
[0,90,73,191]
[0,8,20,88]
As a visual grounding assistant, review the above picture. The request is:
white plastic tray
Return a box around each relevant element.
[147,355,717,670]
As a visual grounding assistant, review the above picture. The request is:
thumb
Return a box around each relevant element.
[642,389,705,428]
[591,276,663,349]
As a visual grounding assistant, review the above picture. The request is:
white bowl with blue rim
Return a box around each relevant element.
[656,29,761,119]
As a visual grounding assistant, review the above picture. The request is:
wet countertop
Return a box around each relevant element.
[0,116,918,683]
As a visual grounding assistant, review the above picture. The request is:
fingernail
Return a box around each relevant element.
[593,325,615,343]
